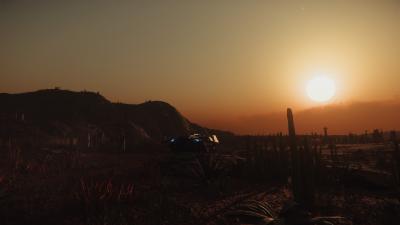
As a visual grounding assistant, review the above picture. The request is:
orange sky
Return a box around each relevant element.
[1,1,400,134]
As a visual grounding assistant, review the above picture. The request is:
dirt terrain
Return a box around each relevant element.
[0,141,399,225]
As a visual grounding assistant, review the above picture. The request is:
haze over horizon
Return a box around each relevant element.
[1,1,400,134]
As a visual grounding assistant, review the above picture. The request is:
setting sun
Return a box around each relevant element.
[306,76,336,103]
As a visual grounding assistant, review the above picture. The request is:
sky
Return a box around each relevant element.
[1,0,400,134]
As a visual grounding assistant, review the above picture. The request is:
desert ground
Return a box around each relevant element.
[1,135,399,225]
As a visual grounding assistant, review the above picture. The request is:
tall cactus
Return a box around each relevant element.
[287,108,315,208]
[287,109,302,203]
[323,127,328,144]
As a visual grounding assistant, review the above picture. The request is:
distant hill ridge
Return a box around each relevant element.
[0,88,232,150]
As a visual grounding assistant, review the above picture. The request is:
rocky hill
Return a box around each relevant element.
[0,89,232,151]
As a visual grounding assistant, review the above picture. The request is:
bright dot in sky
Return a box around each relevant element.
[306,76,336,102]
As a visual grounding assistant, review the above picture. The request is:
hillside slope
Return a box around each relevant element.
[0,89,232,151]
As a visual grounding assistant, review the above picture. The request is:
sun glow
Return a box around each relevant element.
[306,76,336,102]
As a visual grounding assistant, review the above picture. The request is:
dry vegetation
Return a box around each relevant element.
[1,134,399,225]
[1,112,400,225]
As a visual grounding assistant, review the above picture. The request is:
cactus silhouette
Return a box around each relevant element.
[287,108,315,208]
